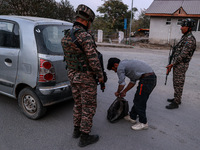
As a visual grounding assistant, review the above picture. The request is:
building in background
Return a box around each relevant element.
[145,0,200,47]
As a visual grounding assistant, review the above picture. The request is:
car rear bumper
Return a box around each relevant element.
[36,81,73,106]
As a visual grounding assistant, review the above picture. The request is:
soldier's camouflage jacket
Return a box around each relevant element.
[172,31,196,65]
[61,23,103,84]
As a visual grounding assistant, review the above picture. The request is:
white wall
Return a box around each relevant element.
[149,17,200,47]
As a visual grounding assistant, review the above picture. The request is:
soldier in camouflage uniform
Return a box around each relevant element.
[166,18,196,109]
[61,4,104,147]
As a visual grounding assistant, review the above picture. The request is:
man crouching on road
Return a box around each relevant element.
[107,58,157,130]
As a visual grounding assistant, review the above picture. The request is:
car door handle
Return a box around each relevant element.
[5,58,12,63]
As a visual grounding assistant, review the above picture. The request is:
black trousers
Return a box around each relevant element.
[130,74,157,124]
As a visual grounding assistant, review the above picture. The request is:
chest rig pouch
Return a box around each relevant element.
[172,33,196,64]
[63,28,91,72]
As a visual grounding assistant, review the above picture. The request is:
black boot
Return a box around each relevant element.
[78,133,99,147]
[167,98,181,104]
[166,101,179,109]
[73,126,81,138]
[167,98,174,102]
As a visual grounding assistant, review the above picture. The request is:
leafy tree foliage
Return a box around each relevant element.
[0,0,75,22]
[56,0,75,21]
[95,0,131,32]
[0,0,150,35]
[132,9,150,31]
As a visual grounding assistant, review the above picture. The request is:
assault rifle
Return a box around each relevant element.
[165,40,176,85]
[96,51,107,92]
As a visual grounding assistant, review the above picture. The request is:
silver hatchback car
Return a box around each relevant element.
[0,15,73,119]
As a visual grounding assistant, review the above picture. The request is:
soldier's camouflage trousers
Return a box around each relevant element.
[173,63,189,104]
[71,79,97,134]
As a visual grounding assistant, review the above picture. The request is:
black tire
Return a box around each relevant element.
[18,87,47,119]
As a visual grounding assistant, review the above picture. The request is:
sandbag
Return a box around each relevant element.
[107,97,129,123]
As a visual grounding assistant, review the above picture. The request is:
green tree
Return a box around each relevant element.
[0,0,75,22]
[92,16,108,32]
[0,0,56,17]
[56,0,75,22]
[96,0,130,32]
[132,9,150,31]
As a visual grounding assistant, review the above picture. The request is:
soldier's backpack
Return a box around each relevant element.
[107,97,129,123]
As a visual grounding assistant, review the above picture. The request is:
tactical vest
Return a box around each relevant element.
[63,28,91,72]
[173,33,196,63]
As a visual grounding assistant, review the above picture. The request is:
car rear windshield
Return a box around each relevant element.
[34,25,71,55]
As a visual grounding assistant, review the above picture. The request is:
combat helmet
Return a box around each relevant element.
[76,4,95,22]
[181,18,195,28]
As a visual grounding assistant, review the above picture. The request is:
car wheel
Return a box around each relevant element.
[18,87,47,119]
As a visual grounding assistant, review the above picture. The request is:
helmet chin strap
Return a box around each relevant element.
[86,21,90,30]
[86,22,89,29]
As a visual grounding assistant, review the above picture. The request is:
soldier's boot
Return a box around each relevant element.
[73,126,81,138]
[167,98,181,104]
[167,98,174,102]
[78,132,99,147]
[166,101,179,109]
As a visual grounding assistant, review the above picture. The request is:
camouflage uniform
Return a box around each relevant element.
[172,31,196,104]
[61,24,103,134]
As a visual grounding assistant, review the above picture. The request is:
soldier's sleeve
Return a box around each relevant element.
[78,32,103,78]
[173,37,195,65]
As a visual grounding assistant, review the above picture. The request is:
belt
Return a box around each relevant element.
[140,72,155,79]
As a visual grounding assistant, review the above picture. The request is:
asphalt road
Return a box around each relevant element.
[0,46,200,150]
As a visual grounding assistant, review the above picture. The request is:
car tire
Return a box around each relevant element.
[18,87,47,119]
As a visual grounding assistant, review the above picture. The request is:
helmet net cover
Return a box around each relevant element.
[76,4,95,22]
[181,18,195,28]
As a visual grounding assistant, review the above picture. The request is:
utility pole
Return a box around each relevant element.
[129,0,134,44]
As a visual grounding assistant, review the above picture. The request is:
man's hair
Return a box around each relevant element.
[107,57,120,70]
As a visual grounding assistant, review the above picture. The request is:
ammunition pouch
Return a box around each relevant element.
[64,52,91,72]
[62,28,91,72]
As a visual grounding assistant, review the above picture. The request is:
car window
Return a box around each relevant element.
[35,25,72,55]
[0,21,20,48]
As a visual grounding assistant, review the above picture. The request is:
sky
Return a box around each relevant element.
[56,0,154,16]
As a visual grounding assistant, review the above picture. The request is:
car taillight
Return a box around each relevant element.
[39,59,55,82]
[43,61,52,69]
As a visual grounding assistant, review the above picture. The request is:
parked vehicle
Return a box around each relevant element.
[131,28,149,37]
[0,15,73,119]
